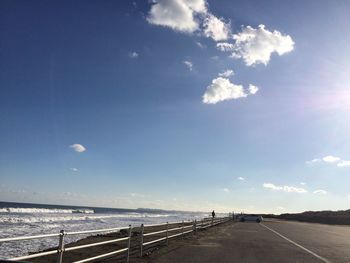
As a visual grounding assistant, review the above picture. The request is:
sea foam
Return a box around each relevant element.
[0,205,204,259]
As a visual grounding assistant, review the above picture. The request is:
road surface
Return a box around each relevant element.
[144,219,350,263]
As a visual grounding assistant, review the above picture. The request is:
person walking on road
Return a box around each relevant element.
[212,210,215,218]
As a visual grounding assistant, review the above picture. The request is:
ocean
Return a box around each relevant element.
[0,201,208,259]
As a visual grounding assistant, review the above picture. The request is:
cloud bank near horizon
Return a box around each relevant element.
[263,183,307,193]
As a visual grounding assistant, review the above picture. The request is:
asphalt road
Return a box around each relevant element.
[146,220,350,263]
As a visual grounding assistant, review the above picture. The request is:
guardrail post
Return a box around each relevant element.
[181,221,184,240]
[166,222,169,246]
[57,230,65,263]
[211,217,214,227]
[193,220,197,235]
[126,225,132,263]
[140,224,144,257]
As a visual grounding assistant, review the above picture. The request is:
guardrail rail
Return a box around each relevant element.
[0,215,233,262]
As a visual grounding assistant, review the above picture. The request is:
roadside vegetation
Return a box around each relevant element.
[264,209,350,225]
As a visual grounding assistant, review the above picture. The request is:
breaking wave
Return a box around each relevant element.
[0,204,205,259]
[0,207,95,214]
[0,213,171,224]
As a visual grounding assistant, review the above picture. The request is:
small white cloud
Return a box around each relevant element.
[322,155,341,163]
[300,182,306,185]
[69,144,86,153]
[202,77,247,104]
[218,25,294,66]
[237,177,245,181]
[203,14,231,41]
[183,60,193,71]
[306,158,321,165]
[70,168,78,172]
[129,51,139,58]
[130,193,145,198]
[337,160,350,167]
[218,69,234,78]
[307,155,350,167]
[147,0,206,33]
[203,76,259,104]
[216,42,235,51]
[276,206,285,210]
[248,84,259,95]
[222,188,229,193]
[263,183,307,193]
[313,189,327,195]
[196,41,205,48]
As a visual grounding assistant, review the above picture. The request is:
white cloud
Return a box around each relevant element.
[322,155,341,163]
[185,0,207,13]
[248,84,259,95]
[147,0,232,42]
[237,177,245,181]
[306,155,350,167]
[203,77,259,104]
[69,144,86,153]
[300,182,306,185]
[130,192,146,198]
[276,206,285,210]
[218,69,234,78]
[202,77,247,104]
[306,158,321,165]
[183,60,193,71]
[129,51,138,58]
[70,168,78,172]
[313,189,327,195]
[196,41,205,48]
[263,183,307,193]
[216,42,235,51]
[203,14,231,41]
[218,24,294,66]
[337,160,350,167]
[222,188,229,193]
[147,0,206,33]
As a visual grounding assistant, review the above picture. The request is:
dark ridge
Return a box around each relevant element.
[264,209,350,225]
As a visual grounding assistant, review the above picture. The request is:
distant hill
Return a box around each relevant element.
[265,209,350,225]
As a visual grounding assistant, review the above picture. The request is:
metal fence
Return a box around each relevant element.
[140,216,230,257]
[0,216,232,262]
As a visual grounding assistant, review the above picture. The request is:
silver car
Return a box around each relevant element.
[239,214,263,223]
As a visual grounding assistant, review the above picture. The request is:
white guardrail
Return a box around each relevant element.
[0,216,232,262]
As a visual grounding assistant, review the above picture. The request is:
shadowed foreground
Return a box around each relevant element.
[136,220,350,263]
[29,219,350,262]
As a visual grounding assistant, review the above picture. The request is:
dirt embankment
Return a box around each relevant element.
[264,209,350,225]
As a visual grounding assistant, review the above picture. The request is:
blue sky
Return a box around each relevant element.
[1,0,350,213]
